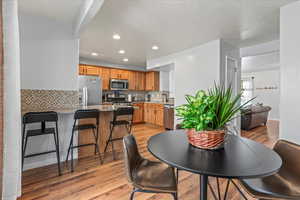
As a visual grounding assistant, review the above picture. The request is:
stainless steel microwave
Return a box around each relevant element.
[110,79,129,90]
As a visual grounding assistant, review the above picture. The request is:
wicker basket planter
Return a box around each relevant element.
[186,129,225,150]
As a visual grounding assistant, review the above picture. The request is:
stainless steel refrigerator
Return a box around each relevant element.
[78,75,102,106]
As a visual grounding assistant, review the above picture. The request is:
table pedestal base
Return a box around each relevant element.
[200,175,208,200]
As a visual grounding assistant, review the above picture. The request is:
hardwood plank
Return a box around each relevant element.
[19,121,279,200]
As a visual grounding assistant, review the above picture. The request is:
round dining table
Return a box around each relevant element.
[147,130,282,200]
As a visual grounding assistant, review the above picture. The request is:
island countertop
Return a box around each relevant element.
[22,104,137,115]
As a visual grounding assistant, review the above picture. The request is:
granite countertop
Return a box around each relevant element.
[22,104,137,115]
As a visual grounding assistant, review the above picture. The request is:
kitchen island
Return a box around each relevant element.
[22,105,134,170]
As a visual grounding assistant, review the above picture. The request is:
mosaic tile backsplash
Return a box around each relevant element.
[21,89,79,112]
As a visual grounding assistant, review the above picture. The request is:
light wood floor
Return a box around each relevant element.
[19,121,279,200]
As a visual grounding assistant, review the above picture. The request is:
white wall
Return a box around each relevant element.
[147,40,221,107]
[174,40,221,107]
[3,0,22,199]
[147,39,241,130]
[280,1,300,144]
[243,69,280,120]
[19,13,79,90]
[159,71,170,92]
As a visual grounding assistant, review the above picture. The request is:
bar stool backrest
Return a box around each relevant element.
[23,111,58,124]
[113,107,134,121]
[74,109,100,125]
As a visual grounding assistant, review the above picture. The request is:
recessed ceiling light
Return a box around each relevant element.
[91,52,99,56]
[119,50,125,54]
[152,45,159,50]
[113,34,121,40]
[123,58,128,62]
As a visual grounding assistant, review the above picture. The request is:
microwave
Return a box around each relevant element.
[110,79,129,90]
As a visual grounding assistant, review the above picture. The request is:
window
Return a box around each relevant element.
[241,77,254,105]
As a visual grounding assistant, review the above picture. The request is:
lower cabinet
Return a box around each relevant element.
[143,103,164,126]
[133,103,144,123]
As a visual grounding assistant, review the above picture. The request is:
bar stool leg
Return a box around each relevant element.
[22,134,29,169]
[92,127,103,164]
[104,124,115,160]
[65,128,74,164]
[22,125,26,169]
[54,122,61,175]
[71,131,74,172]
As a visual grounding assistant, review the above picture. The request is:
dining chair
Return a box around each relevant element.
[239,139,300,200]
[123,135,178,200]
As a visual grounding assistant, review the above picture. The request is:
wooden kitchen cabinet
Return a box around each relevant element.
[144,103,164,126]
[135,71,145,91]
[79,65,86,75]
[85,66,99,76]
[110,69,129,80]
[98,67,111,90]
[145,71,160,91]
[128,71,136,90]
[132,103,144,123]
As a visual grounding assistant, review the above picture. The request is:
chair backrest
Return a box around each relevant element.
[113,107,134,121]
[74,109,99,124]
[23,111,58,124]
[273,140,300,176]
[123,135,142,184]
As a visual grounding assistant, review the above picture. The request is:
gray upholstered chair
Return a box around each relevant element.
[123,135,178,200]
[240,140,300,200]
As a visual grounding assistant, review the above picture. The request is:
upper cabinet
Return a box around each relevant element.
[78,65,158,91]
[128,71,136,90]
[85,66,99,76]
[110,69,129,80]
[145,71,160,91]
[79,65,86,75]
[98,67,111,90]
[135,71,145,91]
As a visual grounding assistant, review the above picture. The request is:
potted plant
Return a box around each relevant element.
[176,84,252,150]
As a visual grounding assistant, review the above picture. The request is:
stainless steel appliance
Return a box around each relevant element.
[164,104,174,130]
[110,79,129,90]
[78,75,102,106]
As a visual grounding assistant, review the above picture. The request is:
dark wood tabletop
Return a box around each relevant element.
[147,130,282,179]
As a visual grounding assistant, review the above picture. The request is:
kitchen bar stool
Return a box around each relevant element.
[66,109,102,172]
[104,107,134,160]
[22,111,61,175]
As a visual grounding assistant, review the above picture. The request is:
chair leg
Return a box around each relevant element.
[65,128,75,163]
[22,134,29,169]
[230,179,248,200]
[104,124,115,160]
[22,125,26,169]
[92,127,103,164]
[130,188,136,200]
[71,130,75,172]
[54,123,61,176]
[172,193,178,200]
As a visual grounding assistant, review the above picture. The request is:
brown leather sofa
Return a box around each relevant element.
[241,105,271,130]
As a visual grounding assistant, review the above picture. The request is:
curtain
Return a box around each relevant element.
[2,0,22,199]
